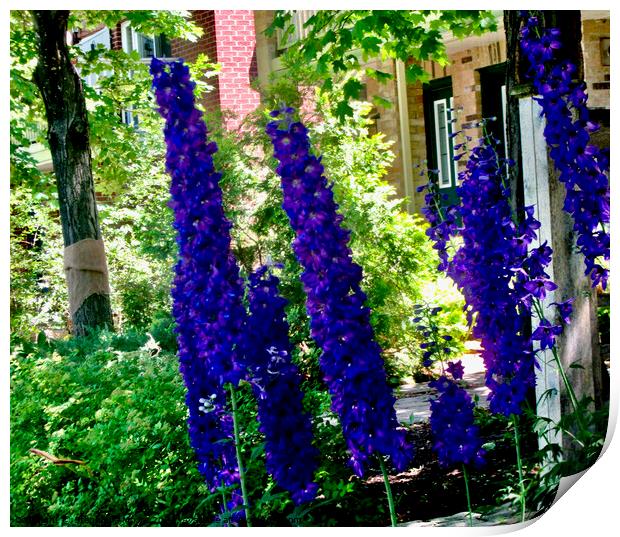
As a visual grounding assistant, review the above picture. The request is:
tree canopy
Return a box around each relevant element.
[266,10,497,119]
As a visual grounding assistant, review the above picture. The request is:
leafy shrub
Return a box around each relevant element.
[10,186,68,336]
[10,332,219,526]
[10,331,394,527]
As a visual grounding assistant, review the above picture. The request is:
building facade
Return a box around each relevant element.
[48,10,610,215]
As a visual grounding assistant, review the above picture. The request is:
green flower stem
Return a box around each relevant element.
[512,414,526,523]
[531,299,586,433]
[378,456,397,527]
[220,479,229,527]
[228,384,252,527]
[462,464,473,527]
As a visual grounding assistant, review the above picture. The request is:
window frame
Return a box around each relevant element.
[423,76,459,207]
[120,21,172,60]
[75,27,111,89]
[432,97,454,189]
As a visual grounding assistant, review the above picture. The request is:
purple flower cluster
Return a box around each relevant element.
[520,15,610,289]
[420,180,459,272]
[151,58,246,516]
[412,304,455,368]
[245,266,319,504]
[266,109,412,476]
[429,364,485,468]
[423,136,563,416]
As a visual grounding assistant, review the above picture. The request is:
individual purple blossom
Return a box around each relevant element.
[523,278,558,299]
[531,319,564,350]
[520,15,610,289]
[266,108,412,476]
[429,375,485,468]
[552,298,574,325]
[447,360,465,381]
[245,266,319,504]
[151,58,246,519]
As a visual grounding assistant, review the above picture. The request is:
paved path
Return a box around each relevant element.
[394,345,489,425]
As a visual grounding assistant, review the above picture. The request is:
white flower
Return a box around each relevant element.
[198,394,217,413]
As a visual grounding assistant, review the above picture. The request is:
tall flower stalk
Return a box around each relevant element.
[245,266,319,504]
[151,58,249,523]
[422,125,569,522]
[520,14,610,289]
[429,365,485,526]
[422,130,553,418]
[266,108,412,480]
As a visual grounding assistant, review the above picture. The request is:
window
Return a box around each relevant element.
[479,63,509,161]
[423,77,458,207]
[76,28,111,89]
[433,98,454,189]
[121,21,171,59]
[119,22,172,126]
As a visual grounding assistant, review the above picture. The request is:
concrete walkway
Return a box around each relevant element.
[395,344,490,425]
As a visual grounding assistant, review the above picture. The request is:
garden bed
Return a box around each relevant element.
[270,420,542,527]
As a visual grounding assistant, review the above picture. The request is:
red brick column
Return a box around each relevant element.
[171,11,221,115]
[170,10,261,130]
[212,10,260,130]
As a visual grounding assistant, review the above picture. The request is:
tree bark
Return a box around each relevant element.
[31,10,113,336]
[504,10,527,218]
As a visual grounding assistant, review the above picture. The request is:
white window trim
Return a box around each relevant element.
[434,98,452,189]
[120,20,173,60]
[501,84,508,155]
[76,27,111,90]
[79,27,110,50]
[120,20,134,54]
[449,96,457,184]
[119,21,175,126]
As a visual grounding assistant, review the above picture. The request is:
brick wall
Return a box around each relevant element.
[212,11,261,130]
[110,23,122,50]
[170,10,261,130]
[171,11,221,114]
[405,17,609,215]
[582,18,610,109]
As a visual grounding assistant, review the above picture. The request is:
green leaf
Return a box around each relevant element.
[365,68,393,82]
[335,100,354,120]
[321,29,337,47]
[372,95,392,109]
[361,35,382,55]
[342,77,364,100]
[339,29,353,51]
[405,63,430,84]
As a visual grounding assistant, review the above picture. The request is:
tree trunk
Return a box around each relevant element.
[31,10,113,336]
[504,10,527,218]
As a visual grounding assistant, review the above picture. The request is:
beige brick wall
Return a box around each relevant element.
[405,18,608,215]
[582,18,610,109]
[253,12,609,214]
[407,80,426,177]
[363,60,406,198]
